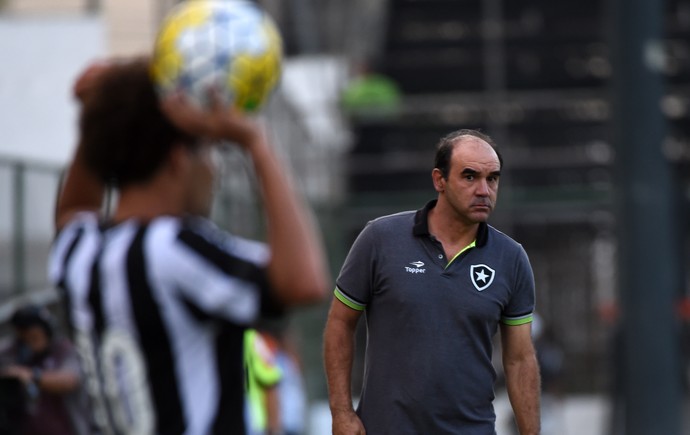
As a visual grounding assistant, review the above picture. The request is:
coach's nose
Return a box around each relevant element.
[476,178,490,196]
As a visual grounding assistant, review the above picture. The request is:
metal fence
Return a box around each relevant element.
[0,157,62,322]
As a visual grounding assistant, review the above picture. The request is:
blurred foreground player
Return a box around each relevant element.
[324,130,540,435]
[49,58,329,434]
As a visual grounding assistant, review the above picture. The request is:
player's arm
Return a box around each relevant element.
[161,93,330,306]
[500,322,541,435]
[54,63,111,232]
[241,126,330,306]
[323,297,366,435]
[54,141,104,232]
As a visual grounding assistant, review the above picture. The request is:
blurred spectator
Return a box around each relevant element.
[0,304,89,435]
[245,329,283,435]
[341,62,402,120]
[263,326,309,435]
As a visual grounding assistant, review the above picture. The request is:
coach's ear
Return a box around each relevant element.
[432,168,446,193]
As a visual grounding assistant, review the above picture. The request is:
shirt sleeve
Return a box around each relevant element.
[49,212,99,286]
[501,246,536,326]
[334,220,379,311]
[167,218,271,326]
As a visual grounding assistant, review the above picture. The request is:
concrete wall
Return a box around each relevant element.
[0,16,105,299]
[0,16,105,165]
[4,0,88,15]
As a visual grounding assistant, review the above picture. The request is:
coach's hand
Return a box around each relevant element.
[332,409,366,435]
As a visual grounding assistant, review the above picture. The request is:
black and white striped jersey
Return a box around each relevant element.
[49,212,274,435]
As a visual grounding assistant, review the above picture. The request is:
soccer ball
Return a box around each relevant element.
[151,0,283,113]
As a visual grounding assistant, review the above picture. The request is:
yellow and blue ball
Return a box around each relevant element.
[152,0,283,113]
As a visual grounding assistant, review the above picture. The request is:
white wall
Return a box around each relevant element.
[0,16,106,166]
[0,16,106,293]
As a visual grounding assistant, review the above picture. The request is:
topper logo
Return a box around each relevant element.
[405,261,426,274]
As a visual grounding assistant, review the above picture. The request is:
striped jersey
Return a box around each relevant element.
[49,212,276,435]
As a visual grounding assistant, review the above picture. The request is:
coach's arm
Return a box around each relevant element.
[323,298,366,435]
[501,322,541,435]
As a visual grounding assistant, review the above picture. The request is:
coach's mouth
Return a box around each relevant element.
[471,203,492,211]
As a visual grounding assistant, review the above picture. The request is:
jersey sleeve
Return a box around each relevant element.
[334,220,379,311]
[501,246,536,326]
[49,212,99,286]
[167,218,272,326]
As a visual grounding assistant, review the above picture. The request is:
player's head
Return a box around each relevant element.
[79,57,197,189]
[434,129,502,179]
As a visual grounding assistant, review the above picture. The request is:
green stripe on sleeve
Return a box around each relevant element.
[334,287,365,311]
[501,313,533,326]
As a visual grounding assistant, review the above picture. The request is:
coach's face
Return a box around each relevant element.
[433,137,501,225]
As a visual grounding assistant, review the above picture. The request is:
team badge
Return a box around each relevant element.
[470,264,495,291]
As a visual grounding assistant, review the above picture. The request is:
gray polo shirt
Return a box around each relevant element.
[335,200,535,435]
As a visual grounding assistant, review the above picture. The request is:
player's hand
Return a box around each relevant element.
[73,60,113,103]
[160,90,262,149]
[332,409,366,435]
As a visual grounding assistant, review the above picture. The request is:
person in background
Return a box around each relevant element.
[244,329,283,435]
[0,304,89,435]
[340,61,402,120]
[262,323,309,435]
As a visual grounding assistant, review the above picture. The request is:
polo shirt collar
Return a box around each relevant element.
[413,199,489,247]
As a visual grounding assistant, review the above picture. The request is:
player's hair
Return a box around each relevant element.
[434,129,503,179]
[79,57,196,187]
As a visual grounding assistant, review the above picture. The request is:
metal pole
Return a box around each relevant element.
[12,162,26,296]
[481,0,514,233]
[289,0,320,53]
[609,0,683,434]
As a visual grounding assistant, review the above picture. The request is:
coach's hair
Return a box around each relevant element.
[79,57,195,187]
[434,129,503,179]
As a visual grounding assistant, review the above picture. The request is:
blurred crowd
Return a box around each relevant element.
[0,304,311,435]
